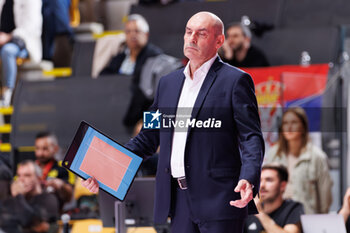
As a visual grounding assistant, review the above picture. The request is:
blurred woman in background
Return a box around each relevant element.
[265,107,333,214]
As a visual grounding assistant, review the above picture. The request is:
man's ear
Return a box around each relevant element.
[143,32,150,46]
[244,37,251,49]
[52,144,59,154]
[280,181,287,193]
[216,34,225,49]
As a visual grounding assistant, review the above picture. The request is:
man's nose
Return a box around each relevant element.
[189,32,197,43]
[260,180,265,187]
[35,151,42,157]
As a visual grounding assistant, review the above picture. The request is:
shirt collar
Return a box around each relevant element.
[183,54,218,80]
[124,48,130,56]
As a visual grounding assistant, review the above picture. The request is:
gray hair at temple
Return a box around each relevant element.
[226,22,252,39]
[127,14,150,33]
[35,131,59,147]
[18,160,42,178]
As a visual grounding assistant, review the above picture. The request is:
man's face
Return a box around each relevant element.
[35,137,57,165]
[183,13,224,64]
[17,164,39,194]
[260,169,285,203]
[125,20,148,51]
[226,26,246,52]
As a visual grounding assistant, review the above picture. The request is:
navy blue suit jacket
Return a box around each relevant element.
[126,57,264,224]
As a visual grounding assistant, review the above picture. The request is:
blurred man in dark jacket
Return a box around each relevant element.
[0,160,59,233]
[220,22,269,68]
[100,14,163,128]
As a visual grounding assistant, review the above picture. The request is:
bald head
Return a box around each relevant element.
[190,12,224,36]
[184,12,225,68]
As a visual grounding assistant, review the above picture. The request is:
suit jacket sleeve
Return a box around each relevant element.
[232,73,265,196]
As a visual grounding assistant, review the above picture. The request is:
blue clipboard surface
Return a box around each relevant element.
[63,121,143,201]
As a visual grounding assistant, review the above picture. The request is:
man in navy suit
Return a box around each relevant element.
[83,11,264,233]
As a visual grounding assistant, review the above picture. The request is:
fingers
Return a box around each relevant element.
[230,190,253,208]
[253,196,262,213]
[234,180,244,193]
[234,179,249,192]
[231,180,253,208]
[229,195,252,208]
[81,178,90,187]
[90,177,99,193]
[242,186,253,200]
[82,177,99,194]
[230,200,246,208]
[230,193,253,208]
[253,195,260,204]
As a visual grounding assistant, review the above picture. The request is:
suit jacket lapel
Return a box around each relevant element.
[191,58,222,120]
[187,58,222,136]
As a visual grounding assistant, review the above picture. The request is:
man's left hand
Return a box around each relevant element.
[254,195,263,213]
[230,179,253,208]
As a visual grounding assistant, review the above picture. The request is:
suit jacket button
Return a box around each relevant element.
[165,168,169,173]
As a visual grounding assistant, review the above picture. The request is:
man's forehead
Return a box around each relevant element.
[18,164,34,174]
[36,137,52,146]
[227,26,243,34]
[187,14,215,26]
[262,169,278,177]
[186,21,213,33]
[186,26,209,32]
[125,21,139,30]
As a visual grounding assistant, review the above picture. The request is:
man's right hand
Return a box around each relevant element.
[11,180,25,197]
[81,177,99,194]
[221,40,234,60]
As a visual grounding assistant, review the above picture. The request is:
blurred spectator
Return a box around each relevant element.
[35,131,73,211]
[42,0,74,61]
[244,164,304,233]
[339,187,350,232]
[0,0,42,106]
[265,107,333,214]
[99,14,163,128]
[0,160,59,233]
[219,22,269,68]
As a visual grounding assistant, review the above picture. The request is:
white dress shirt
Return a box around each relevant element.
[170,54,218,178]
[119,48,136,75]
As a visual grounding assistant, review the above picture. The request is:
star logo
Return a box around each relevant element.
[151,109,161,122]
[143,110,162,129]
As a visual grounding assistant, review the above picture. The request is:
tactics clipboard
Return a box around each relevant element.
[63,121,143,201]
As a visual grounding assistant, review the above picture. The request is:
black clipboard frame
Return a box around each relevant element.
[62,121,143,201]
